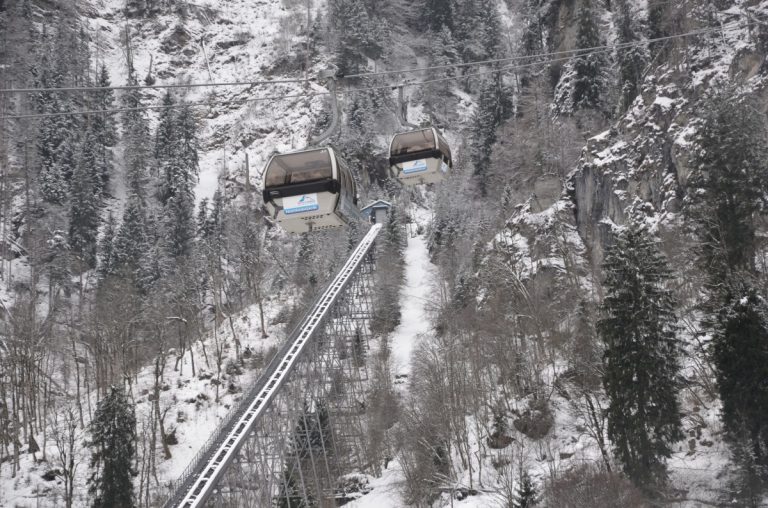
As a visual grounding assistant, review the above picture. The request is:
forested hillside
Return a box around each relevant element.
[2,0,768,506]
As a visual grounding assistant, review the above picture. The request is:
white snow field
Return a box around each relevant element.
[390,231,435,383]
[348,210,438,508]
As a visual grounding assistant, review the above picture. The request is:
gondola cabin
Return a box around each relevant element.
[262,147,360,234]
[389,127,452,186]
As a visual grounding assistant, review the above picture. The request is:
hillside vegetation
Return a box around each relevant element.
[2,0,768,506]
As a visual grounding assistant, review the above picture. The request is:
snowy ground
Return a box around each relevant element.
[390,228,434,382]
[0,295,291,507]
[344,199,739,508]
[347,207,437,508]
[85,0,328,209]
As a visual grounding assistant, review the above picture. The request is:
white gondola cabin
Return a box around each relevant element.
[262,147,360,233]
[389,127,452,186]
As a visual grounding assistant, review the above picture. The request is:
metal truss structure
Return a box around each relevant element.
[164,224,382,508]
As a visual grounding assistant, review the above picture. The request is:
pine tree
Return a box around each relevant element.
[712,286,768,476]
[520,0,545,57]
[372,207,404,334]
[688,93,768,491]
[647,2,668,57]
[513,470,538,507]
[425,26,460,101]
[276,467,308,508]
[598,222,683,490]
[40,159,68,203]
[69,130,102,269]
[343,89,378,167]
[36,44,69,204]
[93,65,117,147]
[196,198,210,238]
[163,191,195,258]
[154,91,176,166]
[470,77,512,196]
[87,386,136,508]
[615,0,648,114]
[424,0,453,32]
[452,0,501,62]
[295,232,317,289]
[476,0,501,59]
[98,212,118,278]
[91,67,116,196]
[122,74,151,200]
[113,192,148,276]
[687,93,768,285]
[328,0,378,75]
[55,130,77,183]
[208,189,225,241]
[176,103,200,178]
[46,229,71,294]
[159,101,198,259]
[90,64,117,197]
[276,403,332,507]
[570,0,608,112]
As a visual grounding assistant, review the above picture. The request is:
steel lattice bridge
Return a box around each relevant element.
[164,224,383,507]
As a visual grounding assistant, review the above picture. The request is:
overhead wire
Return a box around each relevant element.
[341,14,747,79]
[0,17,755,121]
[0,5,755,96]
[0,77,311,95]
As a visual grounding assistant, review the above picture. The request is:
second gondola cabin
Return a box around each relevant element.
[389,127,452,186]
[262,147,360,234]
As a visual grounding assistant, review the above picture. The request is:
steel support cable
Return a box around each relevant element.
[167,224,382,508]
[342,17,752,78]
[0,18,754,121]
[0,11,756,98]
[0,77,311,95]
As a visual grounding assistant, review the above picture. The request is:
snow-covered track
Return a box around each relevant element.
[164,224,382,508]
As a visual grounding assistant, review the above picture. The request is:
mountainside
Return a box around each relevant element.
[2,0,768,506]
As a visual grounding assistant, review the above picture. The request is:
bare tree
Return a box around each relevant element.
[49,401,84,508]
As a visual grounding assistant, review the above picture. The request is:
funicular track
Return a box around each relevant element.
[164,224,382,508]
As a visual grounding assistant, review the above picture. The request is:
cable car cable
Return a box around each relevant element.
[0,18,754,121]
[0,9,757,96]
[342,17,748,79]
[0,77,311,95]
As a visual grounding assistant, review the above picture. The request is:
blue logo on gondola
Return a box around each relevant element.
[285,194,320,214]
[403,159,428,174]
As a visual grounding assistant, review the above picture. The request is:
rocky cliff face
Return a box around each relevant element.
[565,9,768,269]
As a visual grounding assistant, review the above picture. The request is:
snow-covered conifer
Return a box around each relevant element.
[688,92,768,285]
[98,212,117,278]
[424,0,453,32]
[86,386,136,508]
[154,91,176,166]
[688,93,768,493]
[114,192,148,276]
[556,0,609,114]
[710,285,768,495]
[614,0,648,113]
[598,221,682,490]
[469,77,512,195]
[121,75,151,200]
[513,470,538,507]
[69,130,101,269]
[453,0,501,62]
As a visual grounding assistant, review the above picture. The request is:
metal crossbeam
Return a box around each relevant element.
[165,224,382,508]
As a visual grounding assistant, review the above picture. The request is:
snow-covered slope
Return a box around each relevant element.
[84,0,330,206]
[0,295,290,507]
